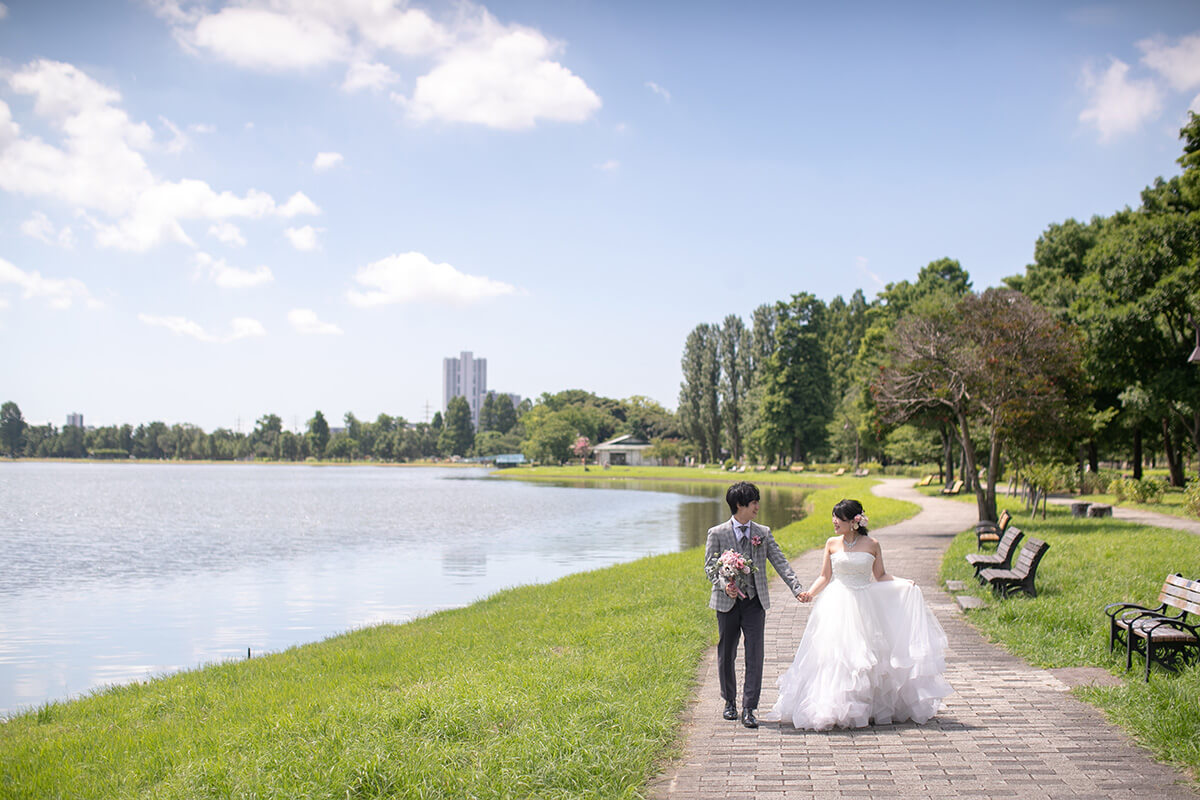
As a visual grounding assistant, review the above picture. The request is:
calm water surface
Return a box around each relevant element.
[0,462,809,718]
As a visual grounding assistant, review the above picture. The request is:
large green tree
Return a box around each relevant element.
[755,293,832,464]
[719,314,752,461]
[306,410,330,458]
[1,401,26,457]
[438,396,475,457]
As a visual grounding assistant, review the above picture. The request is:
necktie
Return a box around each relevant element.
[738,524,748,544]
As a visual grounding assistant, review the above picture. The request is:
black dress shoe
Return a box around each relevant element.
[722,701,738,720]
[741,708,758,728]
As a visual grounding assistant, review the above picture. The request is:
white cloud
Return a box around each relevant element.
[190,122,216,134]
[285,225,320,251]
[0,60,313,251]
[190,6,347,70]
[20,211,54,243]
[152,1,600,130]
[138,313,266,342]
[595,159,619,170]
[1079,58,1163,141]
[194,252,273,288]
[0,4,7,22]
[21,212,75,248]
[0,257,101,309]
[347,251,522,307]
[405,26,601,129]
[342,61,399,92]
[160,115,190,153]
[645,81,670,102]
[208,221,246,246]
[288,308,343,335]
[313,151,344,171]
[1139,33,1200,91]
[278,191,321,217]
[855,256,884,287]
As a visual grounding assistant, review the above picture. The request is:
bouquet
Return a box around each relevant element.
[706,549,756,599]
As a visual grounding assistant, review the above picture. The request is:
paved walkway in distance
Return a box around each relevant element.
[1045,494,1200,536]
[649,478,1199,799]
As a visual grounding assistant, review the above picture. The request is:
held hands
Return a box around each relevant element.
[797,591,814,603]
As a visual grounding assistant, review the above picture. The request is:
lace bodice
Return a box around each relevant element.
[831,550,876,589]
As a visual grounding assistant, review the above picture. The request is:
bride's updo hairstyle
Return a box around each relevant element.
[832,499,868,535]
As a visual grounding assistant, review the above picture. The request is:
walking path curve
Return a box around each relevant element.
[649,477,1198,799]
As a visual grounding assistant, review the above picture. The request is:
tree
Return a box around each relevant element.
[479,392,497,433]
[493,394,518,434]
[571,435,591,468]
[1,401,26,457]
[522,412,576,464]
[755,293,832,464]
[253,413,283,459]
[438,396,475,457]
[720,314,752,461]
[307,410,330,458]
[678,324,715,461]
[875,289,1087,522]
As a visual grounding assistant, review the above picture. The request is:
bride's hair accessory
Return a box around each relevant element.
[852,513,868,530]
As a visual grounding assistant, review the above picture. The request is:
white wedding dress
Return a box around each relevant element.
[767,551,952,730]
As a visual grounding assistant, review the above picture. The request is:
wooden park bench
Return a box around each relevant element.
[941,479,964,495]
[917,474,933,486]
[853,468,870,477]
[973,509,1012,549]
[965,525,1024,581]
[1104,573,1200,681]
[833,467,846,476]
[979,538,1050,598]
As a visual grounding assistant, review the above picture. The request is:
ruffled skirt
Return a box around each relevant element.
[766,578,952,730]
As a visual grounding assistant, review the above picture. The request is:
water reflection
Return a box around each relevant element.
[0,463,810,717]
[522,478,811,549]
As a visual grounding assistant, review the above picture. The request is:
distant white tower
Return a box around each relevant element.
[66,413,84,428]
[442,351,487,429]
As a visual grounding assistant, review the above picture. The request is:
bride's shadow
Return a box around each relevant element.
[773,714,981,736]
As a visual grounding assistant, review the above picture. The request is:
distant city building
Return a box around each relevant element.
[66,413,84,428]
[443,351,487,429]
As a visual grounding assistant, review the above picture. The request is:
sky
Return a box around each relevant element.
[2,0,1200,433]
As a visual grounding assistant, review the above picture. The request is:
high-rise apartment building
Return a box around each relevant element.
[66,413,84,428]
[443,351,487,429]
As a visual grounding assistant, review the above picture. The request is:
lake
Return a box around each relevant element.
[0,462,810,718]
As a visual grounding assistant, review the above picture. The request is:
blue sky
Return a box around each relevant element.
[2,0,1199,432]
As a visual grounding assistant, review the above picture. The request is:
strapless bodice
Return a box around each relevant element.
[831,550,875,589]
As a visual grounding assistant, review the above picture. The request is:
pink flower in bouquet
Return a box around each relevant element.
[707,548,757,599]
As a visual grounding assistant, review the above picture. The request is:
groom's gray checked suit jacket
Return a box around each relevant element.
[705,519,804,612]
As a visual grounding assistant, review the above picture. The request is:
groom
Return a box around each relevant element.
[705,481,803,728]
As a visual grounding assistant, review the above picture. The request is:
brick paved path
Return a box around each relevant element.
[649,479,1199,799]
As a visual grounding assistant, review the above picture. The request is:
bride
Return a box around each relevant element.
[766,499,952,730]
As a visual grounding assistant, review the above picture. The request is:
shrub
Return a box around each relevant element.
[1185,481,1200,518]
[1080,468,1119,495]
[1135,477,1165,504]
[1111,476,1166,504]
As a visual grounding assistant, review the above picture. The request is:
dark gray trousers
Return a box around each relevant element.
[716,595,765,709]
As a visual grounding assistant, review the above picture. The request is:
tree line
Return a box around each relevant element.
[0,390,681,466]
[678,113,1200,521]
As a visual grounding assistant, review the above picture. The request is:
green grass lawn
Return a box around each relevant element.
[940,506,1200,779]
[0,481,917,799]
[494,463,872,487]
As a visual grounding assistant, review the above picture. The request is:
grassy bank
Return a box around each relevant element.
[939,507,1200,778]
[0,481,917,799]
[494,464,865,486]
